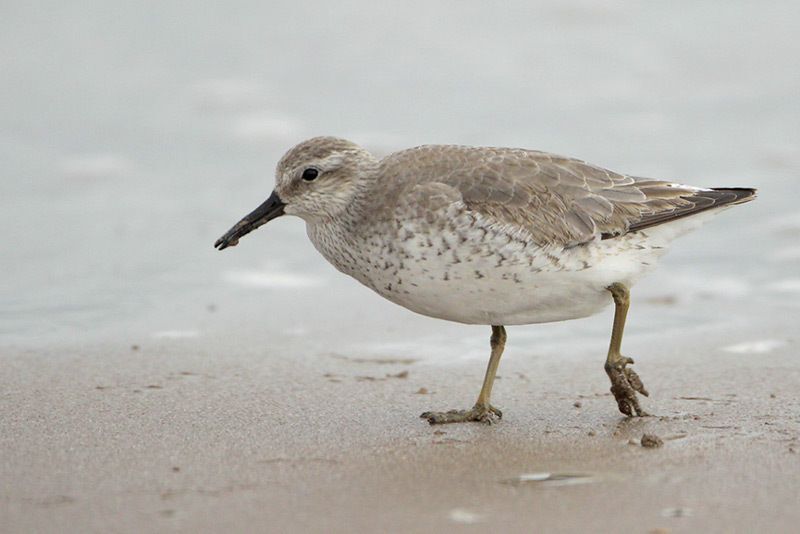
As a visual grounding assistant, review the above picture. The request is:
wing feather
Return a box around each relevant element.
[379,145,755,247]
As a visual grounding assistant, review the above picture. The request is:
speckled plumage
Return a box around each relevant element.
[261,137,754,325]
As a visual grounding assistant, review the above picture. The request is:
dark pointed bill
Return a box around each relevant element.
[214,191,286,250]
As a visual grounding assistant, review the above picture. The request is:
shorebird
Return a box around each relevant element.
[215,137,755,423]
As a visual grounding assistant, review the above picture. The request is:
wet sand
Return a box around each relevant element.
[2,321,798,533]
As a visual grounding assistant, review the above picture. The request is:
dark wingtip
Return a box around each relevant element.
[601,185,758,241]
[710,187,757,204]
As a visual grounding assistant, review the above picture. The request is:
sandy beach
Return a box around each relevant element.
[2,314,799,532]
[2,1,800,532]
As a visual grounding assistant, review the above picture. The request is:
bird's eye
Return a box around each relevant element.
[301,168,319,181]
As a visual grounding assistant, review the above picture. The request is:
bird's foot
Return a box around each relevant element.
[420,403,502,425]
[605,356,649,417]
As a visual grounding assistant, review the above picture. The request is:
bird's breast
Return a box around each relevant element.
[306,215,643,324]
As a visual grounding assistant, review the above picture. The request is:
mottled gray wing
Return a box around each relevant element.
[382,145,754,247]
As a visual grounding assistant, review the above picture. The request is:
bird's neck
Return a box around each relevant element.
[323,165,381,228]
[303,167,382,280]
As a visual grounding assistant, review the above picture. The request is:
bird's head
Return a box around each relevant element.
[214,136,377,250]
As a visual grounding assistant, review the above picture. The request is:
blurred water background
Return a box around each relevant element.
[2,1,798,361]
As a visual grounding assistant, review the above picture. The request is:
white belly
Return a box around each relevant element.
[309,219,677,326]
[305,203,720,326]
[385,266,615,325]
[362,241,648,326]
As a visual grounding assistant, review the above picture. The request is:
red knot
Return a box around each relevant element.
[215,136,756,423]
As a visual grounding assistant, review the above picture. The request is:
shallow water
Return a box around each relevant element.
[2,2,799,355]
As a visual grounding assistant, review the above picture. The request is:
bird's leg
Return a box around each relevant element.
[605,283,649,416]
[421,325,506,425]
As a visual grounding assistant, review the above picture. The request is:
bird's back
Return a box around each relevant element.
[373,144,755,248]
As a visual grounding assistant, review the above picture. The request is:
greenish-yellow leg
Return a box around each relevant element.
[421,325,506,425]
[605,283,649,416]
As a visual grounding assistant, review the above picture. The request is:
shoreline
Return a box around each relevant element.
[2,325,798,533]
